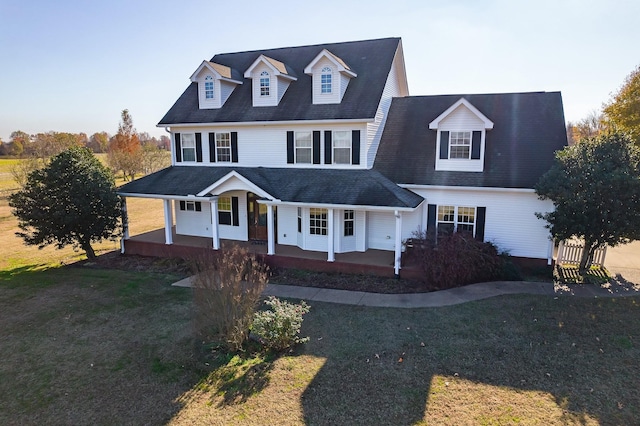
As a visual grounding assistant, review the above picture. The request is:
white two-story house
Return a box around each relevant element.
[118,37,567,277]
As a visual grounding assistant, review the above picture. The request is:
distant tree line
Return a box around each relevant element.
[567,64,640,145]
[1,110,171,183]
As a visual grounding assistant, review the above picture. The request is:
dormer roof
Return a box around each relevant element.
[304,49,357,77]
[189,61,243,84]
[244,54,297,81]
[429,98,494,130]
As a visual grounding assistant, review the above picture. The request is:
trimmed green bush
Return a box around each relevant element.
[252,297,310,351]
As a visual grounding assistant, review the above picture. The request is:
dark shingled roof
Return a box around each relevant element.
[373,92,568,189]
[158,38,401,125]
[118,166,423,209]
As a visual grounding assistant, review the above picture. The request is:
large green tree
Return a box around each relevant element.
[603,65,640,143]
[536,132,640,274]
[9,147,121,259]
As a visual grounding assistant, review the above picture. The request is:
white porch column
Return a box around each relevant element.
[394,210,402,277]
[327,208,335,262]
[210,200,220,250]
[163,199,173,245]
[120,197,129,254]
[421,202,428,234]
[267,204,275,255]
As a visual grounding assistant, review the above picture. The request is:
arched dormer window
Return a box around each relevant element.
[321,66,332,93]
[260,71,270,96]
[204,75,214,99]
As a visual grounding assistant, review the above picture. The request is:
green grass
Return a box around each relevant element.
[1,260,639,425]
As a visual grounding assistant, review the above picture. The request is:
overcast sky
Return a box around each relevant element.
[1,0,638,141]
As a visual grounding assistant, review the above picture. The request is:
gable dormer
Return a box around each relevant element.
[304,49,357,105]
[243,55,297,107]
[190,61,243,109]
[429,98,494,172]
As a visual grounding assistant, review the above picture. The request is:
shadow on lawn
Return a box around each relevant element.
[298,297,639,425]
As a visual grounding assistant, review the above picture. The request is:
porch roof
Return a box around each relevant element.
[118,166,423,209]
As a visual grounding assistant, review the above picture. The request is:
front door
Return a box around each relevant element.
[247,193,268,241]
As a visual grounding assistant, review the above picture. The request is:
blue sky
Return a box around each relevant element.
[1,0,638,141]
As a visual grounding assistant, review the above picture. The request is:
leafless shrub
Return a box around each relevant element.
[192,246,269,352]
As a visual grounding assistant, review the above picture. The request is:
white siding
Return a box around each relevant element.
[218,192,248,241]
[410,187,553,259]
[277,79,291,103]
[172,123,368,169]
[439,105,485,129]
[339,73,350,100]
[219,81,237,107]
[366,45,408,167]
[175,204,210,237]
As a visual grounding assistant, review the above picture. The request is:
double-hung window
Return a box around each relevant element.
[297,207,302,233]
[204,75,214,99]
[344,210,354,236]
[321,67,332,93]
[437,205,475,235]
[218,196,232,225]
[449,131,471,159]
[181,133,196,162]
[216,133,231,162]
[333,131,351,164]
[309,208,328,235]
[295,132,312,163]
[260,71,270,96]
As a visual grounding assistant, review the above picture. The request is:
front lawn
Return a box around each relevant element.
[1,262,638,425]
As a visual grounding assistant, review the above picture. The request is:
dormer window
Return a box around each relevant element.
[304,49,356,104]
[260,71,270,96]
[321,67,332,93]
[190,61,242,109]
[204,76,214,99]
[430,98,494,172]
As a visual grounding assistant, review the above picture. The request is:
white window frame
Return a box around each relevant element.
[309,208,328,236]
[215,132,231,162]
[449,131,472,159]
[181,133,196,162]
[333,131,351,164]
[437,205,476,236]
[180,200,201,212]
[218,196,232,225]
[204,75,214,99]
[295,132,312,164]
[260,71,270,96]
[321,66,332,94]
[344,209,354,237]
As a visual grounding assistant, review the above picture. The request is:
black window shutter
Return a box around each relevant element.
[313,131,321,164]
[352,130,360,165]
[286,131,294,164]
[231,196,239,226]
[475,207,486,241]
[195,133,203,162]
[231,132,238,163]
[175,133,182,162]
[439,131,449,159]
[324,131,332,164]
[179,200,186,210]
[195,201,202,212]
[471,131,481,159]
[427,204,436,232]
[209,133,216,162]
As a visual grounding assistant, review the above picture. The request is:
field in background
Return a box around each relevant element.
[0,158,164,270]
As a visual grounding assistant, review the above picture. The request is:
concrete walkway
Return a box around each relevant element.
[172,277,640,308]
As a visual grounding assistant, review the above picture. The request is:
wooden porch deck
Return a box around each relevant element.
[124,228,421,279]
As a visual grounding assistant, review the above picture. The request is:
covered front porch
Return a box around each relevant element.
[122,227,422,280]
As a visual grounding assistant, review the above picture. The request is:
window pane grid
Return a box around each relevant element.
[216,133,231,162]
[333,131,351,164]
[181,134,196,162]
[205,76,214,99]
[321,67,332,93]
[295,132,312,163]
[449,131,471,159]
[260,71,269,96]
[309,208,328,235]
[344,209,354,236]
